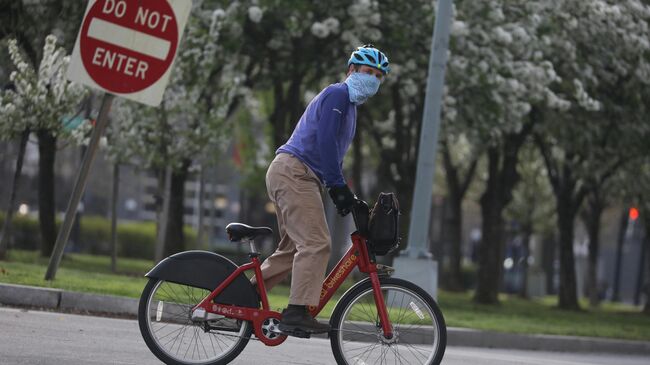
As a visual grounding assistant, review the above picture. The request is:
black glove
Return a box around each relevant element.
[328,185,356,216]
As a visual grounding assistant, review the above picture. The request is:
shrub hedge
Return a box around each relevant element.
[0,213,197,260]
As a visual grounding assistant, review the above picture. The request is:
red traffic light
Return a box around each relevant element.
[629,207,639,221]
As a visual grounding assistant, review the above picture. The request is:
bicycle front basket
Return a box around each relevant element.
[367,192,401,255]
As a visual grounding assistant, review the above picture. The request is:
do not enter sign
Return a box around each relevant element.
[68,0,191,106]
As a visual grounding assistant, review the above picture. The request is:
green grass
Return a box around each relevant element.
[438,291,650,341]
[1,250,649,341]
[0,250,150,297]
[0,250,341,316]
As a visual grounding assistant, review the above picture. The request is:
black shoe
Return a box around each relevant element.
[278,305,330,336]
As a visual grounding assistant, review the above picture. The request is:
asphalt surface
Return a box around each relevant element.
[1,307,649,365]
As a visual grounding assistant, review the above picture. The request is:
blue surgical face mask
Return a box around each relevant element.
[344,72,381,105]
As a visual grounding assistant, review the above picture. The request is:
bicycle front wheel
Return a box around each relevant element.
[330,277,446,365]
[138,278,252,365]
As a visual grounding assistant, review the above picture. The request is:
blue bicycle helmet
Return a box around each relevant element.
[347,44,390,75]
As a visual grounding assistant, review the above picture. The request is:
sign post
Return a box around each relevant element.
[45,94,114,280]
[45,0,190,280]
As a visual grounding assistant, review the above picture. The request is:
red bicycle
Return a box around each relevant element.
[138,200,446,364]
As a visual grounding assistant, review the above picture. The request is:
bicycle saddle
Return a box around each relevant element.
[226,223,273,242]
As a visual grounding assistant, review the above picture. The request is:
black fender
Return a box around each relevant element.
[145,250,259,308]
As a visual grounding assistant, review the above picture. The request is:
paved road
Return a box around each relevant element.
[0,307,647,365]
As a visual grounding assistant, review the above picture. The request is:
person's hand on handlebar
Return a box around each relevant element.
[328,184,356,216]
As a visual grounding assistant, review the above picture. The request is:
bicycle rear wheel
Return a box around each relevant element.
[329,277,446,365]
[138,278,252,365]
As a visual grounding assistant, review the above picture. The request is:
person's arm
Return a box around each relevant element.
[317,87,349,188]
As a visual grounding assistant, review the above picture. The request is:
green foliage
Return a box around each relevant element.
[0,214,197,260]
[0,212,40,250]
[505,145,556,235]
[233,104,270,195]
[115,221,157,260]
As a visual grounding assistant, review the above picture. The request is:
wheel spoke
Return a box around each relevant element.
[334,281,445,365]
[140,279,252,364]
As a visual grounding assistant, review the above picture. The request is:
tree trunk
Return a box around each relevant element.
[196,166,205,249]
[37,129,57,257]
[556,187,581,310]
[155,168,171,262]
[163,161,191,257]
[440,140,477,292]
[446,193,464,291]
[475,186,505,304]
[536,136,584,311]
[110,163,119,273]
[542,234,557,295]
[519,223,532,299]
[0,129,30,259]
[612,208,629,302]
[581,190,604,308]
[269,70,305,151]
[473,118,533,304]
[475,148,507,304]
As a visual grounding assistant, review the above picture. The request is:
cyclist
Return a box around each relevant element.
[253,44,390,335]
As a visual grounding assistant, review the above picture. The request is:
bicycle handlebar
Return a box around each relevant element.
[351,198,370,235]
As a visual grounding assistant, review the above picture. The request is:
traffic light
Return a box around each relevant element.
[629,207,639,221]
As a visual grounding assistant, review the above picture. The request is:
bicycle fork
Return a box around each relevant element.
[369,271,394,339]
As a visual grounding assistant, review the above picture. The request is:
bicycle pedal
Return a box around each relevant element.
[376,264,395,276]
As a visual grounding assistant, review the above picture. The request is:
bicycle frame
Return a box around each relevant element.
[191,231,393,346]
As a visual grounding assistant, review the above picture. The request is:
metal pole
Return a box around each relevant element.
[634,227,648,305]
[612,209,629,301]
[403,0,454,258]
[44,93,115,280]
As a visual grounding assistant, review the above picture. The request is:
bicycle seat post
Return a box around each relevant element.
[248,239,260,258]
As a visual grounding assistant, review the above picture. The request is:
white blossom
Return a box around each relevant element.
[369,13,381,25]
[323,17,340,34]
[248,6,263,23]
[488,7,505,22]
[451,21,469,37]
[572,79,601,111]
[303,90,317,104]
[403,79,418,97]
[0,34,87,141]
[546,90,571,111]
[311,22,330,38]
[493,27,512,44]
[107,3,247,168]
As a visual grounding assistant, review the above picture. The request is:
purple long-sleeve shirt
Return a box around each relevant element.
[277,82,356,188]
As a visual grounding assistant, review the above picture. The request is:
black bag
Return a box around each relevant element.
[367,192,400,255]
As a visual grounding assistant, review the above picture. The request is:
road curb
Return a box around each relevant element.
[1,283,649,355]
[0,283,62,309]
[60,290,139,315]
[447,327,650,355]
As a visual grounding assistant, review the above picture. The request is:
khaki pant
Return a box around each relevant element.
[257,153,331,306]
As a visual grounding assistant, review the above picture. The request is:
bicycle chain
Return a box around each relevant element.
[206,327,377,342]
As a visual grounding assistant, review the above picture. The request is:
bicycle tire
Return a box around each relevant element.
[138,278,252,365]
[329,277,446,365]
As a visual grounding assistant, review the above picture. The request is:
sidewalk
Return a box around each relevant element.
[1,282,649,355]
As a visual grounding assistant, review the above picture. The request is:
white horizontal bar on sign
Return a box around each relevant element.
[87,18,171,61]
